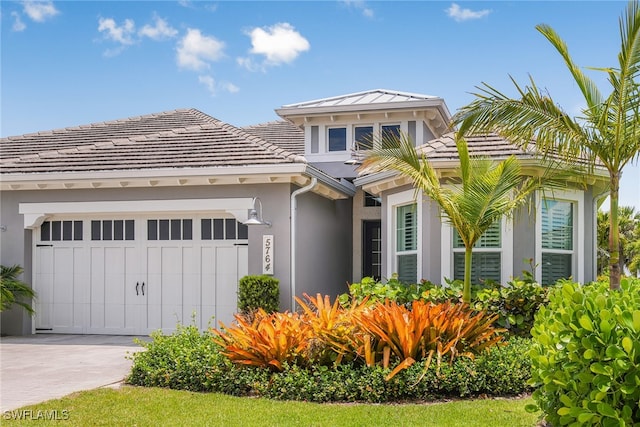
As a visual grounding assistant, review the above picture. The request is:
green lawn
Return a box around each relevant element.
[3,386,541,426]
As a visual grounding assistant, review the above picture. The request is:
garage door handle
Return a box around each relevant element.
[136,282,139,296]
[141,282,145,296]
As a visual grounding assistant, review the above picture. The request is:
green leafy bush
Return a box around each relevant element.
[342,275,550,337]
[127,324,264,395]
[253,337,532,403]
[237,275,280,315]
[529,278,640,426]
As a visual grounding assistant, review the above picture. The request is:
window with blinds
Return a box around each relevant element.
[541,200,574,285]
[396,203,417,283]
[452,220,501,284]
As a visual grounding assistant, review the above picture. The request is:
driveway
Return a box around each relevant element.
[0,334,146,412]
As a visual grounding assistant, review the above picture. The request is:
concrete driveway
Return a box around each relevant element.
[0,334,146,412]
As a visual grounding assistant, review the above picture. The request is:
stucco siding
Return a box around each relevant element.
[296,191,352,300]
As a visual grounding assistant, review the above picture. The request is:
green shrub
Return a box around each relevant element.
[237,275,280,315]
[529,278,640,426]
[255,338,532,403]
[342,275,550,337]
[127,323,263,395]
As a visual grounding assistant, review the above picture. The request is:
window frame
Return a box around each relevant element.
[327,127,347,152]
[386,189,422,283]
[441,216,512,285]
[535,190,583,285]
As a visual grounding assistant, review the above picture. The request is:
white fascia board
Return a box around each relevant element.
[276,99,447,118]
[1,164,309,184]
[19,198,255,229]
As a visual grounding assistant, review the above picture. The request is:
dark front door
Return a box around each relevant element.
[363,220,382,281]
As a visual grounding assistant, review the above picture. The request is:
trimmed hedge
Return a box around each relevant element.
[127,325,533,402]
[237,275,280,315]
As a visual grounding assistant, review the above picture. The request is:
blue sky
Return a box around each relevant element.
[1,0,638,209]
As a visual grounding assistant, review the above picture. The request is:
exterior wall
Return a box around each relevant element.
[511,202,537,278]
[421,198,442,284]
[296,190,353,301]
[351,189,381,282]
[0,184,296,335]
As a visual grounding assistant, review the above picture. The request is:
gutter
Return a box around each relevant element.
[290,177,317,311]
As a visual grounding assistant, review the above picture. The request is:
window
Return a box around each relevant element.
[328,127,347,152]
[201,218,248,240]
[147,219,192,241]
[541,199,574,285]
[364,192,381,207]
[91,220,134,241]
[396,203,418,283]
[354,126,373,151]
[41,220,83,241]
[381,124,401,140]
[452,220,502,284]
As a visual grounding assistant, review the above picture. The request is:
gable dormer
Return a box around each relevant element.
[275,89,452,168]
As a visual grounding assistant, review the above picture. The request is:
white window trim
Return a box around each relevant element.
[386,189,422,282]
[535,189,584,284]
[441,217,513,285]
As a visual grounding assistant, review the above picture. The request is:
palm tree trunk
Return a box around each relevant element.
[463,246,473,303]
[609,171,621,290]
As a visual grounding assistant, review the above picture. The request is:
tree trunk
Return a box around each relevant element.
[609,171,621,290]
[463,246,473,303]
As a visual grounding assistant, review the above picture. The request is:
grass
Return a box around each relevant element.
[3,386,541,426]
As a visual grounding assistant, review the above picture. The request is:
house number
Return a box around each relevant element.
[263,235,274,275]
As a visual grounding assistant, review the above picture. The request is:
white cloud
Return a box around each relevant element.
[198,75,239,96]
[341,1,374,18]
[244,23,309,68]
[177,28,225,71]
[221,81,239,93]
[22,0,59,22]
[198,75,217,95]
[12,12,26,31]
[446,3,490,22]
[236,56,259,72]
[98,17,136,45]
[139,16,177,40]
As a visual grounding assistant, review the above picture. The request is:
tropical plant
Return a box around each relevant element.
[528,278,640,425]
[353,300,504,380]
[295,293,368,366]
[212,309,312,372]
[361,133,568,303]
[0,264,36,314]
[598,206,640,277]
[454,1,640,290]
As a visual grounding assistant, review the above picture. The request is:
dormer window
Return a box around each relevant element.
[354,126,373,151]
[381,124,401,140]
[328,127,347,152]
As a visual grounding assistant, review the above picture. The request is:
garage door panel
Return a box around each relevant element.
[35,216,248,335]
[215,247,239,326]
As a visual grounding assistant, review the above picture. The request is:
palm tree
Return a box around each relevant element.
[598,207,640,277]
[454,0,640,290]
[1,265,36,315]
[361,133,571,303]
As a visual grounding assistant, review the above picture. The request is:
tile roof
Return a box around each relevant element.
[418,133,536,161]
[0,109,306,174]
[242,120,304,155]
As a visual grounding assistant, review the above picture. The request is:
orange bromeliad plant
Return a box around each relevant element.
[212,308,312,372]
[353,300,504,380]
[295,293,368,365]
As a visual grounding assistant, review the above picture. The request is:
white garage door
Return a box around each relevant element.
[33,215,248,335]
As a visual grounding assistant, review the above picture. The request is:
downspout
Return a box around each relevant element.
[290,177,317,312]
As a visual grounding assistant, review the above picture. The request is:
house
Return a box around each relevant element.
[0,89,607,336]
